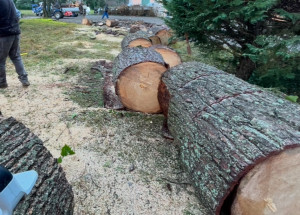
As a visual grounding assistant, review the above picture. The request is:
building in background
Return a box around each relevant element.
[128,0,167,17]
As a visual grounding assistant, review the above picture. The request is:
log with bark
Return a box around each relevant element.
[150,45,181,68]
[150,26,172,46]
[0,116,74,215]
[106,19,119,27]
[158,62,300,215]
[113,47,168,113]
[121,31,152,50]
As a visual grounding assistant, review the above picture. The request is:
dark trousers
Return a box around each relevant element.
[102,12,109,19]
[0,34,28,84]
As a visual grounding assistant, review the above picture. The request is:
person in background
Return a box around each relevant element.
[102,5,109,19]
[0,0,30,88]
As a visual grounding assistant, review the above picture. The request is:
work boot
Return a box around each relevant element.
[0,82,8,88]
[21,80,30,87]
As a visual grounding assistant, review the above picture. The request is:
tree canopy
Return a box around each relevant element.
[162,0,300,96]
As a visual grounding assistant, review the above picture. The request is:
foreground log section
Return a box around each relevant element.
[158,62,300,215]
[150,45,181,68]
[121,31,152,49]
[113,47,167,113]
[0,116,74,215]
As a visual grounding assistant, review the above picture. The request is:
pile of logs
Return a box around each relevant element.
[103,26,181,113]
[100,21,300,214]
[0,116,74,214]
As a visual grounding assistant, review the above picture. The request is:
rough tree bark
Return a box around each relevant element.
[0,116,74,215]
[121,31,152,50]
[113,47,167,113]
[158,62,300,215]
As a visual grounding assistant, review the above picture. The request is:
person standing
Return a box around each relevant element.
[0,0,30,88]
[102,5,109,19]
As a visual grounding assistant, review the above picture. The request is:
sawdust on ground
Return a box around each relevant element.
[0,34,205,215]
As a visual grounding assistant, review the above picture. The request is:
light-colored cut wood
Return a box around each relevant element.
[82,18,92,25]
[232,147,300,215]
[149,36,161,45]
[117,62,167,113]
[106,19,119,27]
[154,48,181,68]
[128,39,152,48]
[156,30,172,45]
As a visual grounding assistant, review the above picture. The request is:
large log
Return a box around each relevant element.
[150,45,182,68]
[0,116,74,215]
[158,62,300,215]
[113,47,167,113]
[121,31,152,50]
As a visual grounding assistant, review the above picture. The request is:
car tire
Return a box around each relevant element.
[54,11,62,20]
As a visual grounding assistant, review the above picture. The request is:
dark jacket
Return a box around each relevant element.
[0,0,21,37]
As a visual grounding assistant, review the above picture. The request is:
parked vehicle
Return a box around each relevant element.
[31,3,79,19]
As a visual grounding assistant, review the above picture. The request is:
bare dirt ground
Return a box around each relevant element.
[0,26,206,214]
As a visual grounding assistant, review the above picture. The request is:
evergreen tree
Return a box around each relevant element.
[162,0,300,87]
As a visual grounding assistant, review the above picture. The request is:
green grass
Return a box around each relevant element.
[20,10,34,16]
[19,19,120,67]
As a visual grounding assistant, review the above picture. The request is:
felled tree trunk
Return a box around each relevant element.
[121,31,152,50]
[150,45,181,68]
[158,62,300,215]
[106,19,119,27]
[113,47,167,113]
[0,116,74,215]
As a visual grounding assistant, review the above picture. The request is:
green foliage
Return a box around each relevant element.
[57,144,75,163]
[285,95,299,103]
[162,0,300,95]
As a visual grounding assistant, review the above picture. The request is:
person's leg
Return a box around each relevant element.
[106,12,109,19]
[102,12,105,19]
[0,36,14,87]
[8,35,29,86]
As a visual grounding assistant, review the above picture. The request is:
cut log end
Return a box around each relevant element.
[149,36,161,45]
[106,19,119,27]
[156,30,172,45]
[129,39,152,48]
[154,48,181,68]
[82,18,92,26]
[230,147,300,215]
[117,62,167,113]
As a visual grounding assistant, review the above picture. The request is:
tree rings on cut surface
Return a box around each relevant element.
[113,47,167,113]
[151,45,181,68]
[121,31,152,49]
[231,147,300,215]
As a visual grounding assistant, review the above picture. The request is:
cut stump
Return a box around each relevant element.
[0,116,74,215]
[159,62,300,215]
[113,47,167,113]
